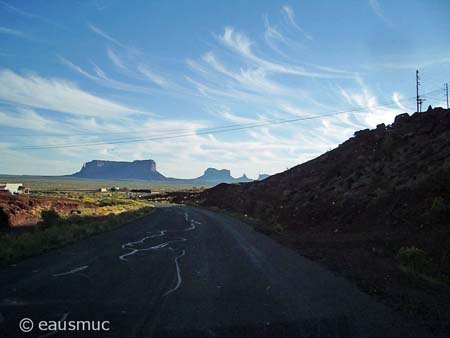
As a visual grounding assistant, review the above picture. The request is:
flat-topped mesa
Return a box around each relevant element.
[196,168,254,183]
[198,168,234,182]
[72,159,166,180]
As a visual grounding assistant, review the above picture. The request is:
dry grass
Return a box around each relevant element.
[0,196,154,265]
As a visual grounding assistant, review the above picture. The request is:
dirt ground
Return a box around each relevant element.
[0,194,91,228]
[263,228,450,337]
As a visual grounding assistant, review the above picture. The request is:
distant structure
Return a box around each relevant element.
[0,183,30,195]
[72,159,165,180]
[128,189,152,198]
[195,168,253,183]
[416,70,425,113]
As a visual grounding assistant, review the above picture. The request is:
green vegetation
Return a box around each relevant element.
[40,210,61,228]
[397,246,432,274]
[98,197,129,207]
[0,175,210,192]
[397,246,450,289]
[431,196,450,217]
[0,197,154,265]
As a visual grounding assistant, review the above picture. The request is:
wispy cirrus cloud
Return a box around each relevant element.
[368,0,392,26]
[363,51,450,71]
[0,0,67,30]
[87,23,142,57]
[65,22,174,92]
[281,5,313,40]
[179,16,409,178]
[1,3,414,179]
[0,69,140,118]
[0,26,29,39]
[337,78,410,128]
[60,56,154,93]
[263,16,301,58]
[64,9,405,179]
[218,109,266,124]
[137,64,168,87]
[0,108,68,134]
[217,27,351,80]
[60,55,180,99]
[88,23,127,49]
[184,24,356,116]
[107,48,127,70]
[392,92,408,111]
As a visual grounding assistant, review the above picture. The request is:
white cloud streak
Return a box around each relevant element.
[0,108,67,133]
[107,48,127,69]
[0,26,28,39]
[137,64,168,87]
[0,1,67,30]
[1,5,411,180]
[0,69,139,118]
[281,5,313,40]
[88,24,127,49]
[368,0,392,26]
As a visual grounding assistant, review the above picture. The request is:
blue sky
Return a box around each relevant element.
[0,0,449,178]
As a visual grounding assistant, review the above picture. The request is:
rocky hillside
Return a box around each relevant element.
[72,159,166,180]
[199,107,450,277]
[0,194,90,228]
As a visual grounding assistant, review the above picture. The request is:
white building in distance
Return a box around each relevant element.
[0,183,30,194]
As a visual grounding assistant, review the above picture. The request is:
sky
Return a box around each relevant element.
[0,0,449,179]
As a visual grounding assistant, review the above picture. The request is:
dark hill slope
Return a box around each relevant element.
[198,107,450,329]
[201,108,450,236]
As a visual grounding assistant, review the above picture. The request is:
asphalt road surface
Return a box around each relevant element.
[0,205,425,337]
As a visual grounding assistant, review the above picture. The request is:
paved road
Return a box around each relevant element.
[0,205,424,337]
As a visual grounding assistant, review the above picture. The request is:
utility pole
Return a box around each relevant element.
[416,70,425,112]
[446,83,449,109]
[416,70,420,112]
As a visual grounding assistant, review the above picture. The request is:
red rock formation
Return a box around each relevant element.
[0,195,89,228]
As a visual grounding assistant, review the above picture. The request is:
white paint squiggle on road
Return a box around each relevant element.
[52,266,88,277]
[119,209,199,296]
[119,237,186,261]
[162,249,186,296]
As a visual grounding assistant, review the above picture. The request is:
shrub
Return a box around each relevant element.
[397,246,432,274]
[40,210,61,227]
[431,196,450,214]
[99,197,127,207]
[274,224,283,233]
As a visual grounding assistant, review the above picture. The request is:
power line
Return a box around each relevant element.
[17,91,436,151]
[1,88,444,139]
[421,85,448,107]
[0,122,265,138]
